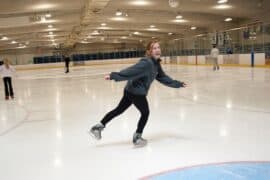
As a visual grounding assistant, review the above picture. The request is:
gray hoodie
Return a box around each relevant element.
[110,57,184,95]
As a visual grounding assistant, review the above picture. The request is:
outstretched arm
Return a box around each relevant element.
[109,59,150,81]
[156,64,186,88]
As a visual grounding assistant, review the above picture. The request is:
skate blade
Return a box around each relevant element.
[133,142,147,148]
[88,130,101,140]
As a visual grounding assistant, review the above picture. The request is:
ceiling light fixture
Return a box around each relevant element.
[147,28,159,31]
[87,35,94,39]
[110,17,127,21]
[191,26,197,30]
[217,0,228,4]
[131,0,151,6]
[213,4,232,9]
[176,14,183,19]
[18,43,26,48]
[196,34,204,37]
[32,4,57,10]
[173,19,188,23]
[40,16,46,22]
[45,13,52,18]
[115,9,123,16]
[225,17,232,22]
[97,26,111,30]
[92,30,100,35]
[1,36,8,40]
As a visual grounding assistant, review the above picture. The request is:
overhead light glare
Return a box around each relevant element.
[45,13,52,18]
[1,36,8,40]
[213,4,232,9]
[217,0,228,4]
[225,17,232,22]
[115,10,123,16]
[172,19,188,23]
[130,1,151,6]
[176,15,183,19]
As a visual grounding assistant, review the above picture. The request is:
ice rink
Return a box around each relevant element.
[1,64,270,180]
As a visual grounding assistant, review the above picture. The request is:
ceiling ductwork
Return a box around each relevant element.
[63,0,110,48]
[1,0,270,53]
[81,0,111,25]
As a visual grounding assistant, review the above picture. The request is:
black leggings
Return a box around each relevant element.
[101,90,149,134]
[3,77,14,97]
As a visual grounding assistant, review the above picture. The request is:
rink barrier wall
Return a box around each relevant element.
[14,58,139,70]
[14,53,269,70]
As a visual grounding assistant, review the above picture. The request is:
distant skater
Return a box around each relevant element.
[0,58,16,100]
[211,44,220,71]
[63,55,70,73]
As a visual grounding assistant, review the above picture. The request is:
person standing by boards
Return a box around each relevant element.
[211,44,220,71]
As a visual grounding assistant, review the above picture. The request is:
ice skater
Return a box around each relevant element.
[89,40,187,147]
[211,44,220,71]
[0,58,16,100]
[63,54,70,73]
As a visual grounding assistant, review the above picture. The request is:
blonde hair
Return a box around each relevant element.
[145,40,159,57]
[3,58,10,69]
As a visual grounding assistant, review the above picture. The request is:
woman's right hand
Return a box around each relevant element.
[105,74,110,80]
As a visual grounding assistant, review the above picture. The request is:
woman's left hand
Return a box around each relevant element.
[182,82,187,87]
